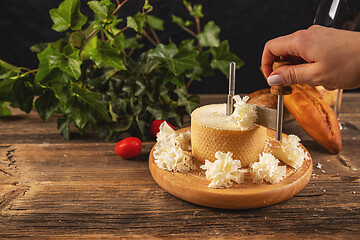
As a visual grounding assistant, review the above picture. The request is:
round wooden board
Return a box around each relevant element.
[149,127,313,209]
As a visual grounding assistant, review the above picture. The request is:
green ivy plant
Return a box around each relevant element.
[0,0,243,141]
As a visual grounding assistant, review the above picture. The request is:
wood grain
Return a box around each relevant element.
[0,94,359,239]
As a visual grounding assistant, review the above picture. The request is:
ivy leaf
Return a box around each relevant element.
[0,60,20,73]
[0,101,11,116]
[52,82,73,112]
[0,74,35,113]
[111,97,127,113]
[68,31,84,48]
[94,113,133,142]
[139,53,160,75]
[88,0,115,20]
[123,37,144,49]
[112,115,133,131]
[113,34,126,51]
[147,104,167,119]
[49,0,87,32]
[172,15,193,27]
[192,4,203,18]
[30,42,49,53]
[149,43,199,76]
[186,49,213,80]
[35,89,60,121]
[48,45,82,79]
[127,12,145,33]
[31,39,67,55]
[196,49,213,77]
[143,0,153,12]
[0,78,16,102]
[0,60,20,79]
[197,21,220,47]
[169,49,200,76]
[12,76,35,113]
[35,45,55,82]
[178,39,196,51]
[210,40,244,77]
[35,45,79,82]
[134,112,147,140]
[163,72,184,86]
[147,15,164,31]
[62,45,82,78]
[148,43,176,66]
[134,79,147,97]
[57,117,71,140]
[38,68,73,87]
[0,74,34,113]
[80,36,97,60]
[90,41,126,70]
[86,65,118,90]
[114,33,144,51]
[182,0,191,10]
[50,39,68,52]
[175,87,199,115]
[65,85,111,131]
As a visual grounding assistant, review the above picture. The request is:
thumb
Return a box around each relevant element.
[267,63,315,86]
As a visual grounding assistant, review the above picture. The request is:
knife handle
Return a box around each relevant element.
[270,60,292,96]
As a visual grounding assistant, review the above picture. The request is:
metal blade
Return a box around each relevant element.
[226,62,236,116]
[275,95,284,141]
[255,106,277,131]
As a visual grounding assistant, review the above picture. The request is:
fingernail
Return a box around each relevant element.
[267,75,283,86]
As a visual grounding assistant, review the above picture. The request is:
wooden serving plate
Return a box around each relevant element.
[149,127,313,209]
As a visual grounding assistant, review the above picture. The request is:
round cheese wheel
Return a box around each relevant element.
[191,104,267,167]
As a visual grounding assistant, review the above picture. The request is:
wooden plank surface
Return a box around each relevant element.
[0,93,359,239]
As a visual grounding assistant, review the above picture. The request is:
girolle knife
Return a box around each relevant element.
[225,61,278,131]
[271,61,293,141]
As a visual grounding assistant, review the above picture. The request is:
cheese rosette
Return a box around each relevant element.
[272,135,309,169]
[229,95,258,130]
[200,151,248,188]
[153,122,194,173]
[251,152,286,184]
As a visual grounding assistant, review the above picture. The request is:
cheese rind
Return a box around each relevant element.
[191,104,267,167]
[251,153,286,184]
[200,151,247,188]
[272,134,309,169]
[153,122,194,172]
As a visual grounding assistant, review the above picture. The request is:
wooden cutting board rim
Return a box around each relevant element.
[149,127,313,209]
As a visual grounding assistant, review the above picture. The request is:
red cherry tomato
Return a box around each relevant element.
[114,137,142,159]
[150,120,175,138]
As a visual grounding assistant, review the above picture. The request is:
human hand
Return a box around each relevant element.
[261,25,360,90]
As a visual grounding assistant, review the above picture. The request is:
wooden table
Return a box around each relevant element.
[1,94,359,239]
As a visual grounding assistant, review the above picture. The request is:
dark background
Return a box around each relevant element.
[0,0,321,94]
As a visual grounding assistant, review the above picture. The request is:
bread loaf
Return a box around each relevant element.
[248,87,337,108]
[248,89,278,109]
[248,85,341,153]
[284,84,342,154]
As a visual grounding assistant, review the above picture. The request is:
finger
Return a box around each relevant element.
[267,63,318,86]
[261,31,306,78]
[280,55,307,64]
[261,44,278,78]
